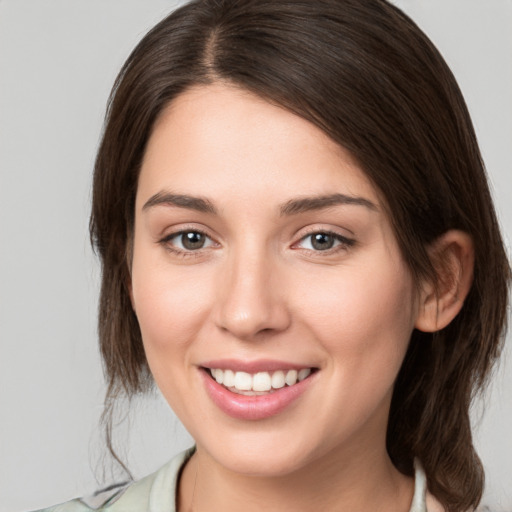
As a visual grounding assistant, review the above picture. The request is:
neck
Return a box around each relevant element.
[178,442,414,512]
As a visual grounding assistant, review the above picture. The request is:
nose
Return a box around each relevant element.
[214,248,291,340]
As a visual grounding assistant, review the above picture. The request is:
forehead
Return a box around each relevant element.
[137,83,380,210]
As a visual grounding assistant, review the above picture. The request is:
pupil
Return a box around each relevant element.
[312,233,334,250]
[182,232,205,250]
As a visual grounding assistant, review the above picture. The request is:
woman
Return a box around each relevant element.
[33,0,509,511]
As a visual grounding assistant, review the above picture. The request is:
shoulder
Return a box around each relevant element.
[31,447,194,512]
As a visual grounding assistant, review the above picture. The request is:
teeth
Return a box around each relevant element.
[285,369,298,386]
[209,367,313,393]
[298,368,311,381]
[234,371,252,391]
[271,370,285,389]
[223,369,235,387]
[253,372,272,392]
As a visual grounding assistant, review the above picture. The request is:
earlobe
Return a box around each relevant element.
[415,230,474,333]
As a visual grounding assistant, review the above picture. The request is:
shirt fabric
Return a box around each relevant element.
[33,447,436,512]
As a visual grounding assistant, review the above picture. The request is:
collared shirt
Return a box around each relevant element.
[33,447,442,512]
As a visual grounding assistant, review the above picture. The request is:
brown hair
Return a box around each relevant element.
[90,1,510,510]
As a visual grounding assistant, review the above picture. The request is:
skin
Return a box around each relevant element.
[130,84,469,511]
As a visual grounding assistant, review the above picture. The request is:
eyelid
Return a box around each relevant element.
[159,225,219,256]
[157,224,355,257]
[292,228,356,252]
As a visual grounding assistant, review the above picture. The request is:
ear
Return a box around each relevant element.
[415,230,474,332]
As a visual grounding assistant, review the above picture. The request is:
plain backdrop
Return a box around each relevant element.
[0,1,510,511]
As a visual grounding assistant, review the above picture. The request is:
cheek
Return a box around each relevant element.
[130,257,217,417]
[131,254,214,355]
[295,258,416,362]
[292,258,417,437]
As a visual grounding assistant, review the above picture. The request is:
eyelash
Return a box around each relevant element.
[159,229,215,258]
[294,230,356,254]
[159,229,355,257]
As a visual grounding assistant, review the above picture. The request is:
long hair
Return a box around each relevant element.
[89,1,510,510]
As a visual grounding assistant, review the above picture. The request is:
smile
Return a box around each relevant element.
[200,363,318,420]
[208,368,312,395]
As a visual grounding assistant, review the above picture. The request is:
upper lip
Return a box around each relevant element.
[200,359,316,373]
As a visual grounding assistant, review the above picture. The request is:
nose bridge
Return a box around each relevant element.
[215,239,290,339]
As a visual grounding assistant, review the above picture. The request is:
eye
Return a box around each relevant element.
[297,231,355,252]
[162,230,215,252]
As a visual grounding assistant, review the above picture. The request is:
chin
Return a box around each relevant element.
[216,451,308,477]
[196,428,331,478]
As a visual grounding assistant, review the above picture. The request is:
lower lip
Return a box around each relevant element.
[200,369,315,420]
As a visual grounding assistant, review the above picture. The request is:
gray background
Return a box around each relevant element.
[0,1,510,511]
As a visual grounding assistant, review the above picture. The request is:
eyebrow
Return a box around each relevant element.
[142,191,217,214]
[142,191,377,216]
[279,193,378,216]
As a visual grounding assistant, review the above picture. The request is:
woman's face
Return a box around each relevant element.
[131,84,421,476]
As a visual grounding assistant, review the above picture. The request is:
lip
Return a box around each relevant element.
[201,358,311,373]
[199,365,317,421]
